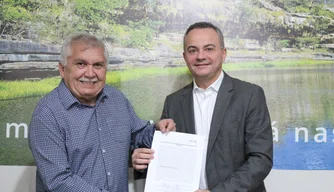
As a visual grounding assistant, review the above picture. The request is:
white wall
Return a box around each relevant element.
[1,166,333,192]
[0,166,144,192]
[265,170,334,192]
[0,166,36,192]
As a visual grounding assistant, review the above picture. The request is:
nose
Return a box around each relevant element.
[196,49,206,62]
[85,65,95,78]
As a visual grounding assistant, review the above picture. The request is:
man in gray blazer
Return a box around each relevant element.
[132,22,273,192]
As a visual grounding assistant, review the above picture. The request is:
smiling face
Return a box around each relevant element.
[183,28,226,89]
[59,41,107,106]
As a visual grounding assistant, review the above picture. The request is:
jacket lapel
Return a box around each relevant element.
[207,72,234,158]
[180,83,196,134]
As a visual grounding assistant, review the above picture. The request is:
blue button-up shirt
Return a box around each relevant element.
[29,80,154,192]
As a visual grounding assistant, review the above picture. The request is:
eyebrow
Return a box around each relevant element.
[186,45,197,50]
[93,62,105,65]
[72,59,106,66]
[186,44,216,50]
[73,59,85,63]
[204,44,216,48]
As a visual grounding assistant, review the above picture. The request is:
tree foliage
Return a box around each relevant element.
[0,0,333,49]
[0,0,166,46]
[0,0,36,39]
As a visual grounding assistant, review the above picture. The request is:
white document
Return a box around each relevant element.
[144,131,205,192]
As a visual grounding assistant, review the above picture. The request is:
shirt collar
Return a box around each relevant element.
[193,71,224,92]
[57,79,107,109]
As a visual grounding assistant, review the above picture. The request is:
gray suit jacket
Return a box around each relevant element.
[161,71,273,192]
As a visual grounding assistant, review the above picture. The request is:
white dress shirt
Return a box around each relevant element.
[193,71,224,190]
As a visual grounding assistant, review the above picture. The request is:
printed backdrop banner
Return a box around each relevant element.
[1,0,334,191]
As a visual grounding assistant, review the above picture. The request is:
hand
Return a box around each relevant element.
[195,190,210,192]
[155,119,176,133]
[132,148,154,171]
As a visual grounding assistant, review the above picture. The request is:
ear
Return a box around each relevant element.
[58,62,65,78]
[221,48,227,62]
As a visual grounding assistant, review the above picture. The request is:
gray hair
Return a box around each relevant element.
[183,22,225,50]
[60,33,109,66]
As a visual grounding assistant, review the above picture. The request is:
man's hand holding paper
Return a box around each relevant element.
[133,131,205,192]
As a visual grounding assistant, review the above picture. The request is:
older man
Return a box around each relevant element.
[29,33,175,192]
[132,22,273,192]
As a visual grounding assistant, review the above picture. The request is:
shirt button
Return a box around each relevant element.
[107,172,111,176]
[102,149,106,153]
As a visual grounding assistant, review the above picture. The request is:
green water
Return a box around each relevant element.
[0,65,333,165]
